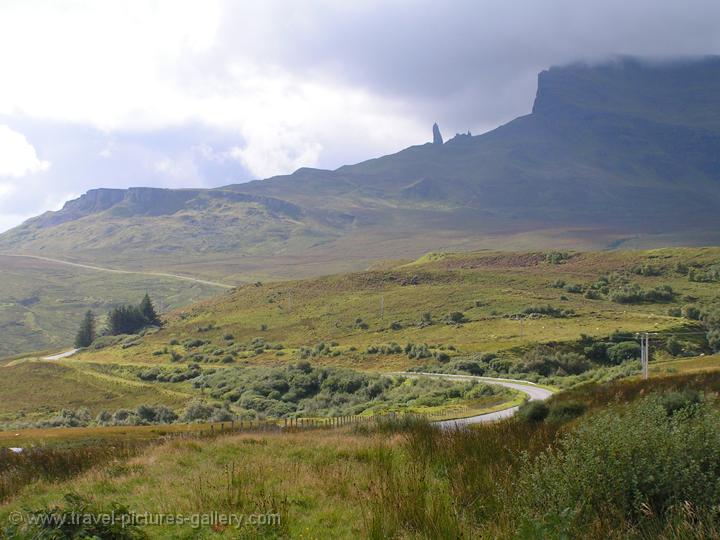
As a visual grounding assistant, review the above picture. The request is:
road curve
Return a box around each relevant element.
[395,372,554,428]
[1,253,235,290]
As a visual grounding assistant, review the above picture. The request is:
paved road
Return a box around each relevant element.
[1,253,235,290]
[396,372,554,428]
[42,349,80,361]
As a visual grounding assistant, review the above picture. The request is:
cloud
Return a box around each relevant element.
[0,125,50,178]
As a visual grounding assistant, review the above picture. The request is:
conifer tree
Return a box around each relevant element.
[140,293,162,327]
[74,310,96,348]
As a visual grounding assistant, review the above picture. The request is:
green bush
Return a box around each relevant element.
[445,311,467,324]
[521,305,575,318]
[545,251,570,264]
[6,493,146,539]
[517,401,549,423]
[516,397,720,534]
[681,305,702,320]
[546,401,586,424]
[658,389,701,416]
[606,341,641,364]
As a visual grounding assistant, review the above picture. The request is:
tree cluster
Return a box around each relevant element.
[74,294,162,347]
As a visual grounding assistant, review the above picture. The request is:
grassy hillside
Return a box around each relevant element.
[3,371,720,538]
[76,247,720,370]
[3,247,716,428]
[0,255,225,357]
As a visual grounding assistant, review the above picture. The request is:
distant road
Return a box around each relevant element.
[396,372,554,428]
[42,349,79,361]
[1,253,235,289]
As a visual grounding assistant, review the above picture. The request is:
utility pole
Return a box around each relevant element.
[380,295,384,320]
[640,332,650,380]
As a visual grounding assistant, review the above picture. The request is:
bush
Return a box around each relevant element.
[632,264,663,276]
[606,341,641,364]
[520,305,574,318]
[517,401,549,423]
[136,404,178,424]
[183,400,215,422]
[665,336,683,356]
[516,397,720,534]
[6,493,146,539]
[545,251,570,264]
[449,360,485,376]
[609,284,675,304]
[445,312,467,324]
[564,283,583,294]
[521,348,590,376]
[681,305,702,320]
[546,401,586,424]
[658,390,701,416]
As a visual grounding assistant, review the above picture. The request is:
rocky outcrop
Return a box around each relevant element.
[432,123,444,145]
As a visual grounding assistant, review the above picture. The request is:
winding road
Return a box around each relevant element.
[1,253,235,289]
[395,372,554,428]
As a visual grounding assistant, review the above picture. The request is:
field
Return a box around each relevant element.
[2,372,720,538]
[0,255,226,357]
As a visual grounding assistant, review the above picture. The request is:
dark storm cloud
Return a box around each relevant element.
[218,0,720,133]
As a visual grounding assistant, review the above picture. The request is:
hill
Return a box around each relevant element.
[0,254,224,357]
[4,246,718,428]
[3,57,720,284]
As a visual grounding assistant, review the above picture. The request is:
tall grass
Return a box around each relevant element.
[0,443,139,502]
[363,390,720,539]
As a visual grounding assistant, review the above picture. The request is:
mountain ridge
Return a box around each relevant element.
[3,56,720,280]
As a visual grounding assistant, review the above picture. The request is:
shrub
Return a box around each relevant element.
[354,318,369,330]
[583,289,601,300]
[564,283,583,294]
[183,400,214,422]
[606,341,641,364]
[658,390,701,416]
[517,401,549,423]
[545,251,570,264]
[6,493,146,539]
[632,264,663,276]
[681,305,702,320]
[445,311,467,324]
[516,397,720,534]
[665,336,683,356]
[609,284,675,304]
[521,305,574,318]
[449,359,485,375]
[546,401,586,424]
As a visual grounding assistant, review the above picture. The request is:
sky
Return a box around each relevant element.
[1,0,720,232]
